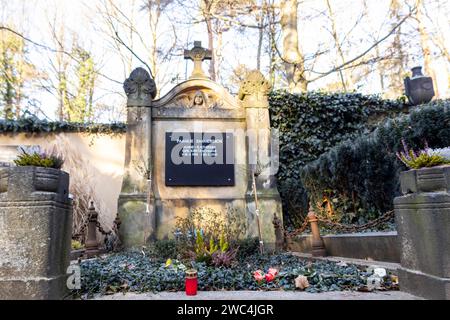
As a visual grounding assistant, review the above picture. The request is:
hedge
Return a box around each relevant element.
[300,100,450,224]
[268,91,407,227]
[0,114,126,134]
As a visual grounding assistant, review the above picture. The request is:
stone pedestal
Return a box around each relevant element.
[239,70,283,251]
[394,165,450,299]
[118,68,157,248]
[0,166,72,300]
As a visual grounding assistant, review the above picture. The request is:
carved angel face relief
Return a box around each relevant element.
[192,91,206,107]
[161,88,234,110]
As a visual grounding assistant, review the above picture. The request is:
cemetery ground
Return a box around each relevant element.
[73,242,409,300]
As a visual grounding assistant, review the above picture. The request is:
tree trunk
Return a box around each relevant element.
[416,0,439,97]
[280,0,307,92]
[256,0,266,71]
[206,15,216,81]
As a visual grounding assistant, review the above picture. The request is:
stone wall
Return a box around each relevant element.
[0,132,126,228]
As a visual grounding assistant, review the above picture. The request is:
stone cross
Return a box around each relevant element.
[184,41,212,79]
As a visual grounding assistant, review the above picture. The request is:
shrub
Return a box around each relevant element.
[174,206,247,255]
[233,237,259,260]
[269,91,406,227]
[14,146,64,169]
[150,239,178,260]
[301,100,450,224]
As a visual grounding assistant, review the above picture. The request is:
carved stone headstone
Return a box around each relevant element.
[118,44,283,249]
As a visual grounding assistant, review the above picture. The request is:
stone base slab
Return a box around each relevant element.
[0,275,69,300]
[290,232,400,263]
[398,267,450,300]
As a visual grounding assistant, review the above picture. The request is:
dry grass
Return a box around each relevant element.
[47,135,111,243]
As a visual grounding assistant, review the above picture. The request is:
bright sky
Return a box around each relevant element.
[1,0,449,122]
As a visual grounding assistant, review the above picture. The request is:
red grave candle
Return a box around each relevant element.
[185,269,198,296]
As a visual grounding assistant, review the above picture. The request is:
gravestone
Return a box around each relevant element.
[118,41,282,249]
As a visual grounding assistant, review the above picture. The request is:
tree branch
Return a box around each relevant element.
[308,7,415,82]
[0,25,122,85]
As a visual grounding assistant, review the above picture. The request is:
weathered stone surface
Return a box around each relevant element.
[119,68,156,247]
[124,68,157,107]
[395,165,450,300]
[118,61,283,248]
[398,267,450,300]
[239,70,283,249]
[184,41,212,79]
[238,70,271,109]
[246,196,282,251]
[400,166,450,194]
[0,166,72,300]
[118,194,153,248]
[290,232,400,263]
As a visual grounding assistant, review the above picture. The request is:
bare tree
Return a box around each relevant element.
[280,0,308,92]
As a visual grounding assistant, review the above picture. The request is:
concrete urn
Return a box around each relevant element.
[404,66,435,106]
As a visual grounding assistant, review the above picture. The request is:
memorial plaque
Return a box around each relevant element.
[165,132,235,186]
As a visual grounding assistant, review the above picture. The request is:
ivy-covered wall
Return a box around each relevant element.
[301,100,450,224]
[0,115,126,134]
[268,91,408,227]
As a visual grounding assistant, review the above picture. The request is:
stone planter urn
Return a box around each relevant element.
[0,166,72,300]
[404,66,435,106]
[394,165,450,299]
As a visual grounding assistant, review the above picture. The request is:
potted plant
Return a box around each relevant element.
[0,146,68,201]
[396,140,450,194]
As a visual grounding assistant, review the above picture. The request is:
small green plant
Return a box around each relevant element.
[192,231,217,264]
[190,231,237,266]
[71,240,84,250]
[14,146,64,169]
[396,140,450,169]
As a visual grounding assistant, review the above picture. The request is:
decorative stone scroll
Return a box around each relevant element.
[123,67,157,107]
[238,70,272,109]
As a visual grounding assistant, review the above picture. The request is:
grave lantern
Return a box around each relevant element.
[185,269,198,296]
